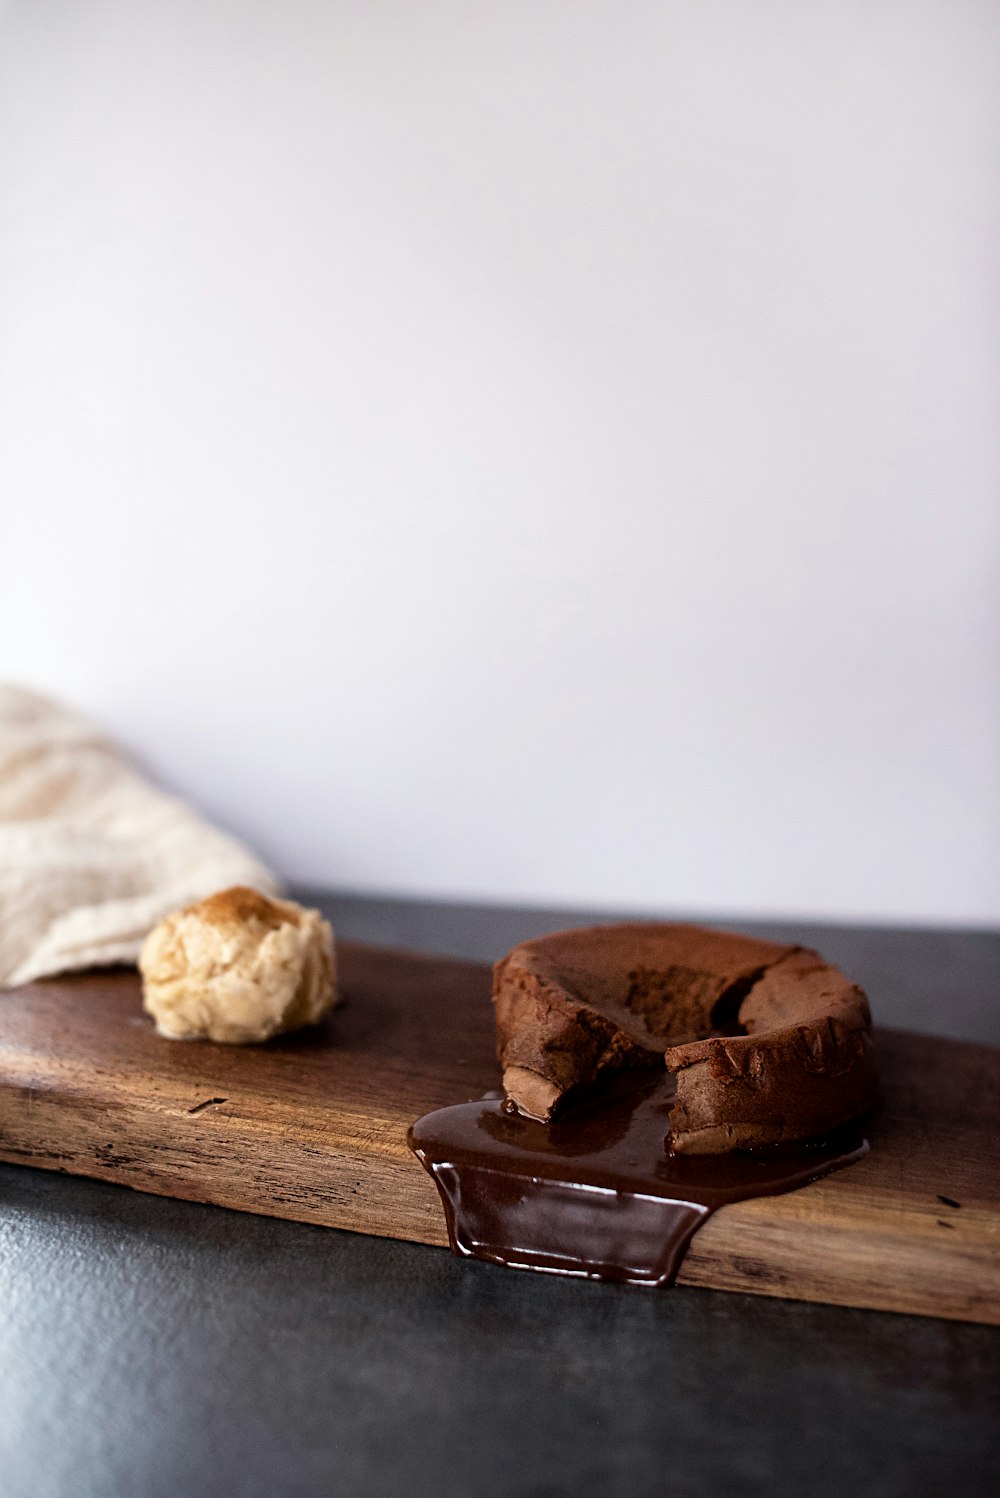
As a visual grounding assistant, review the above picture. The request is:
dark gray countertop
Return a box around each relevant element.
[2,893,999,1498]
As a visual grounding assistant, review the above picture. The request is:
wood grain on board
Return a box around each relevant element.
[0,941,997,1324]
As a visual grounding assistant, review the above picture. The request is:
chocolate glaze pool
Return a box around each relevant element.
[409,1070,869,1287]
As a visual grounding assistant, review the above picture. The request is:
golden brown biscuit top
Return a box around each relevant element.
[184,886,301,933]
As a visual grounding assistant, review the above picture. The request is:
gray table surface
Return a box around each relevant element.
[2,892,999,1498]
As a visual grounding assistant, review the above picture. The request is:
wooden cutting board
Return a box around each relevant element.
[1,941,997,1325]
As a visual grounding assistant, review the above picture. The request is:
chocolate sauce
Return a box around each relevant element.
[409,1070,868,1287]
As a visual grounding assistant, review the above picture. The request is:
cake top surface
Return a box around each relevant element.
[498,922,802,1047]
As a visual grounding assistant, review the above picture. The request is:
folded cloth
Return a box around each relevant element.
[0,685,280,986]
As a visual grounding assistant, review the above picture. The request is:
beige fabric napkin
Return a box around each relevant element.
[0,685,280,986]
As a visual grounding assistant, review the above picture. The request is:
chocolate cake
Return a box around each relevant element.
[492,923,877,1152]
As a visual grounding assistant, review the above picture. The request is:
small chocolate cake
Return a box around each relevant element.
[492,923,876,1152]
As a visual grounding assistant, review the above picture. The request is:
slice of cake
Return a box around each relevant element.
[492,923,876,1152]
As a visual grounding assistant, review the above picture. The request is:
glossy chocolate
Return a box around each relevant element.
[409,1070,868,1287]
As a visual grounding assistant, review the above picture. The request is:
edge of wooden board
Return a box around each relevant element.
[1,1059,996,1326]
[1,948,997,1325]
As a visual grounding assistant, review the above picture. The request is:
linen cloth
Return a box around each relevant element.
[0,685,279,986]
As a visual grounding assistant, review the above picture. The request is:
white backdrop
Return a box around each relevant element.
[1,1,998,925]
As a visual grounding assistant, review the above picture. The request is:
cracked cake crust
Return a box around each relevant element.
[492,923,877,1153]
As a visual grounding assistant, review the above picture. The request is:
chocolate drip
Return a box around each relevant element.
[409,1071,868,1287]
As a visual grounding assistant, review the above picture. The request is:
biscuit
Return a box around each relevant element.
[139,886,337,1043]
